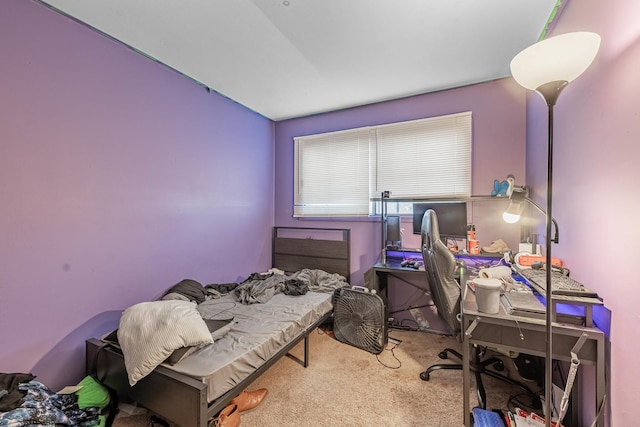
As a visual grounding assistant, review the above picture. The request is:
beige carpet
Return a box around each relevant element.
[113,329,537,427]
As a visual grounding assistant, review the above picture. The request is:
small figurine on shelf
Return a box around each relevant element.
[491,176,515,197]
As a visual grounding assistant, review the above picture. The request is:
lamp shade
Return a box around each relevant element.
[510,32,601,90]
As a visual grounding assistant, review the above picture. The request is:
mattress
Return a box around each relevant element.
[163,291,333,402]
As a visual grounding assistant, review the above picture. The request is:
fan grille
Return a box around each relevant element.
[334,289,386,354]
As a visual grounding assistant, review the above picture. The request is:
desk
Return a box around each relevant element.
[371,259,425,295]
[371,251,503,295]
[462,286,606,427]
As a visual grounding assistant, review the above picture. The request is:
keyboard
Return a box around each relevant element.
[518,268,599,298]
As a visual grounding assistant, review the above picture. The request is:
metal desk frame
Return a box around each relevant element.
[462,286,606,427]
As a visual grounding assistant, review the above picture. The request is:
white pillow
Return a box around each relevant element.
[118,300,213,385]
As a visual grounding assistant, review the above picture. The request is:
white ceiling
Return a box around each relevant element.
[39,0,561,121]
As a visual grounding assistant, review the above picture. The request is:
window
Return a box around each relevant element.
[294,112,472,217]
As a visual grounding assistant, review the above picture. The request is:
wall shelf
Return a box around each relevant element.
[370,195,509,203]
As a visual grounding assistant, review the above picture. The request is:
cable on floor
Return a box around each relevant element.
[376,340,402,369]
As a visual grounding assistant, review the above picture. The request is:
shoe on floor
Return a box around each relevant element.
[482,239,510,254]
[230,388,268,412]
[209,403,240,427]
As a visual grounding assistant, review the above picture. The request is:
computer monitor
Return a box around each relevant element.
[412,202,467,238]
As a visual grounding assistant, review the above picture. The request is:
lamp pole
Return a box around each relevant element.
[510,32,600,427]
[381,191,390,265]
[536,80,567,426]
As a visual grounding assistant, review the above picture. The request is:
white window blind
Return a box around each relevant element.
[371,112,472,199]
[294,112,472,217]
[294,128,371,216]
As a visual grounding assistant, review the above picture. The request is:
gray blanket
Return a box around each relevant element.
[235,269,348,304]
[290,268,349,293]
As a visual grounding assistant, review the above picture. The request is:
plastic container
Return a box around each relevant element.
[472,278,502,314]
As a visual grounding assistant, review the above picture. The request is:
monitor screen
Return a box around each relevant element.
[412,202,468,238]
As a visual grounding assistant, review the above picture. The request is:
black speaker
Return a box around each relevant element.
[385,215,401,246]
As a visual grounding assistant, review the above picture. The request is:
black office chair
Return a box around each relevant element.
[418,209,535,409]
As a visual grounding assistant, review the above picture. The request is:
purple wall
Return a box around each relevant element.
[5,0,629,423]
[0,0,274,390]
[275,78,527,286]
[525,1,640,425]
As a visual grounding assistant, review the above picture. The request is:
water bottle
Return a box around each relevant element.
[409,307,430,331]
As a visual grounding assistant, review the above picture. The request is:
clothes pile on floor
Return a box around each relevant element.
[0,373,110,426]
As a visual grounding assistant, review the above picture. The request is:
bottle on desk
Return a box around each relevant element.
[467,225,480,255]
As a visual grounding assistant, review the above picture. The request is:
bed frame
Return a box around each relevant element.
[85,227,350,427]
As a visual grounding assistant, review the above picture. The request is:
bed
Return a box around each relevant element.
[85,227,350,427]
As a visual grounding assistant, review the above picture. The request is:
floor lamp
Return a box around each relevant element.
[510,32,600,426]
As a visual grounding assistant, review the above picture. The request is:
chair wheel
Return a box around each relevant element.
[493,360,505,371]
[438,351,448,359]
[420,371,430,381]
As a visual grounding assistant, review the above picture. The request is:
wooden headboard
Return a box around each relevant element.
[272,227,351,282]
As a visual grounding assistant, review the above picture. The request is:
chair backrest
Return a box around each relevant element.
[421,209,462,335]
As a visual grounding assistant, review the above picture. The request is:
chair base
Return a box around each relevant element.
[420,347,539,410]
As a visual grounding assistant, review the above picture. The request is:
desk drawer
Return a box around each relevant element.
[468,319,600,364]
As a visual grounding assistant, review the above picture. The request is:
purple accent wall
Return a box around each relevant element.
[525,1,640,425]
[0,0,274,390]
[274,78,527,286]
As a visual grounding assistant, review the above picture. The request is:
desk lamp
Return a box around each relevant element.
[503,185,559,244]
[510,31,600,426]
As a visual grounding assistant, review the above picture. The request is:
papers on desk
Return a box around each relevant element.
[501,291,545,319]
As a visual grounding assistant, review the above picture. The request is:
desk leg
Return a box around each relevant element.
[596,334,605,427]
[373,270,388,297]
[463,325,471,427]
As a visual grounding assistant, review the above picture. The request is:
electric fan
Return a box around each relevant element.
[333,286,387,354]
